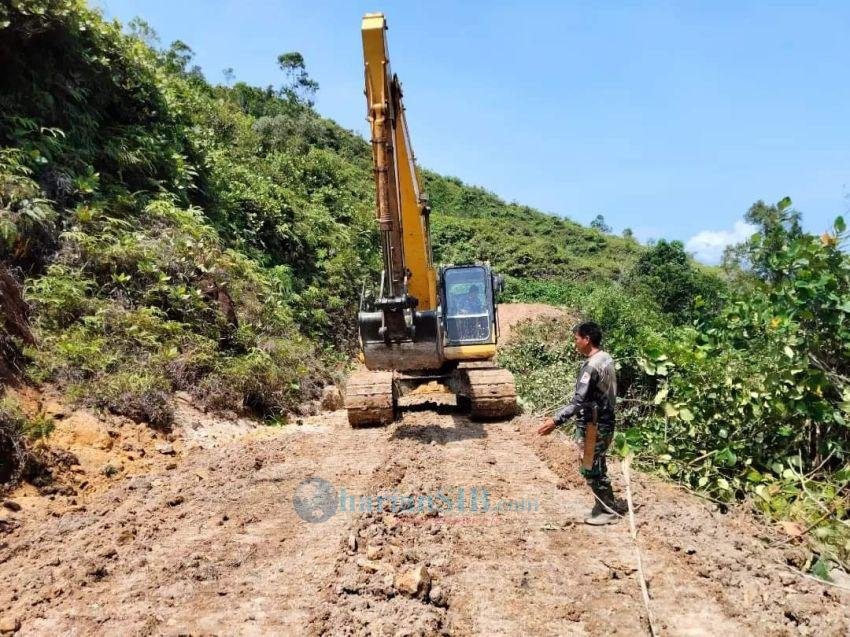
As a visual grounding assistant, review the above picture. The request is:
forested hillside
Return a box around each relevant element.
[0,0,640,426]
[1,0,848,574]
[425,172,642,282]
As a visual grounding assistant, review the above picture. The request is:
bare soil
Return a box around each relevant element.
[1,305,848,635]
[497,303,572,344]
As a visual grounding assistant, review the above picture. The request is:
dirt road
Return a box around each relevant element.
[2,403,848,636]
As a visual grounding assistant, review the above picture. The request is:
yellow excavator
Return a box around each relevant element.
[344,13,517,427]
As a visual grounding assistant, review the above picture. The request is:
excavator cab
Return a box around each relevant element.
[441,265,497,346]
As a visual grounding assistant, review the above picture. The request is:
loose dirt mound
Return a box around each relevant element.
[497,303,573,345]
[1,405,847,635]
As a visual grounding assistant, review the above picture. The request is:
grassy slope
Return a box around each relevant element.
[426,171,643,282]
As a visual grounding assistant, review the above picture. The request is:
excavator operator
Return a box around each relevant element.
[458,284,485,315]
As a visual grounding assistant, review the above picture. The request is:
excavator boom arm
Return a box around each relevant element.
[362,13,436,310]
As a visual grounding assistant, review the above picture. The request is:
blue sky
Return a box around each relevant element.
[96,0,850,262]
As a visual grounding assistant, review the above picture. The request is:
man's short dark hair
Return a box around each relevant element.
[573,321,602,347]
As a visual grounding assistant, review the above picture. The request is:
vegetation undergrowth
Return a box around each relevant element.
[0,395,57,492]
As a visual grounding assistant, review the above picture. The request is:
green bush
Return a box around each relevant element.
[499,281,665,421]
[0,397,57,489]
[0,149,58,270]
[24,193,335,420]
[90,371,173,428]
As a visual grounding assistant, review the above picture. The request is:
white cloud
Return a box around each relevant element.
[686,220,758,264]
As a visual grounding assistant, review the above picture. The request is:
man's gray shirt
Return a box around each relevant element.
[553,350,617,425]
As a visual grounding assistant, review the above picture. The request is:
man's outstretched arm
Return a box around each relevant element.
[538,365,594,435]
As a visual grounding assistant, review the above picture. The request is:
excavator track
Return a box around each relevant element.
[344,371,395,428]
[462,367,518,420]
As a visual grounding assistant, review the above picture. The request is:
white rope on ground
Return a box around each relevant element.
[621,454,658,637]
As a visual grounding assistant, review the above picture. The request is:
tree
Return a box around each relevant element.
[627,239,722,323]
[127,17,159,46]
[590,214,611,233]
[723,197,802,283]
[164,40,204,80]
[165,40,194,72]
[277,52,319,105]
[622,227,634,240]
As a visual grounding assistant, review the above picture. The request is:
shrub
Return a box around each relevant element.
[501,211,850,564]
[625,239,724,324]
[89,371,174,428]
[0,398,27,487]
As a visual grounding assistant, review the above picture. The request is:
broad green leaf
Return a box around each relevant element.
[679,408,695,422]
[639,359,656,376]
[810,557,833,582]
[716,447,737,466]
[746,470,763,483]
[612,432,631,457]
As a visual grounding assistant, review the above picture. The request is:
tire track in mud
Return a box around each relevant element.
[312,410,850,637]
[0,412,390,635]
[309,410,655,636]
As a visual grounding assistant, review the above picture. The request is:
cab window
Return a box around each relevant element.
[444,267,492,344]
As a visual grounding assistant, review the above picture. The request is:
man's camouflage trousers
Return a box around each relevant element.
[575,420,616,509]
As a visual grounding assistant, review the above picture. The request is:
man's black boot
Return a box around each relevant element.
[584,498,619,526]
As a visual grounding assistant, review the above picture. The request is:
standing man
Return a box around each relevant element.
[537,321,623,525]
